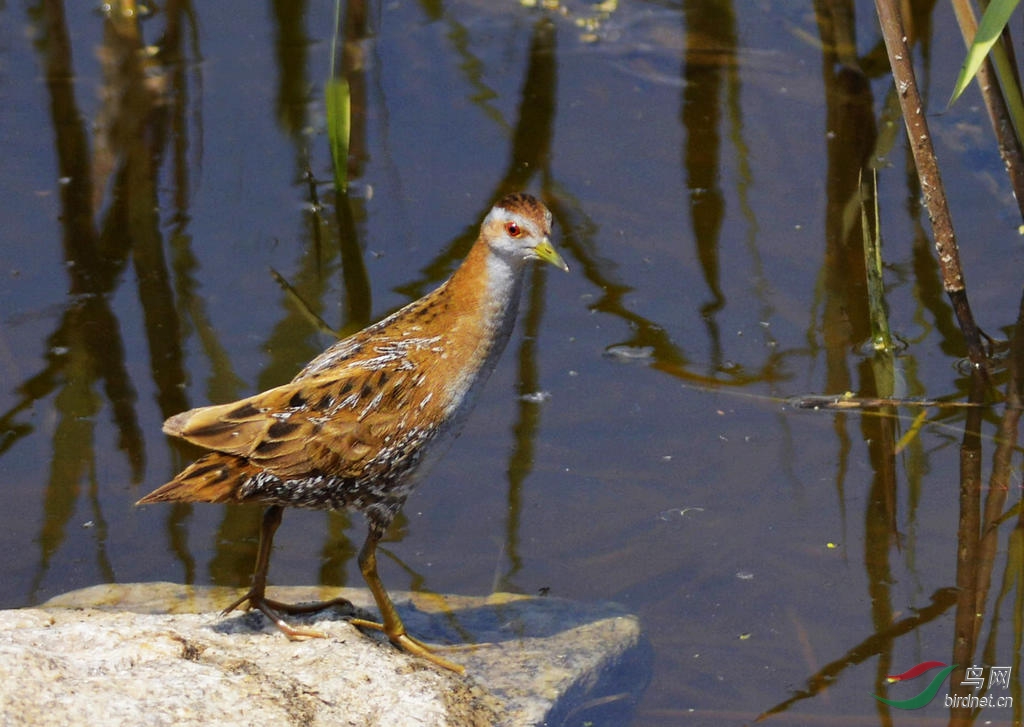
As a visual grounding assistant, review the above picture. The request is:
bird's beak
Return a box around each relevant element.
[533,237,569,272]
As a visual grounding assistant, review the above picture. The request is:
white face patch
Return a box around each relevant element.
[483,207,549,263]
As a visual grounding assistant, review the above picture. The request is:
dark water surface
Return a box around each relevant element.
[2,1,1024,724]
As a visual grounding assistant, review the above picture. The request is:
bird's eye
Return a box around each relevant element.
[505,221,522,237]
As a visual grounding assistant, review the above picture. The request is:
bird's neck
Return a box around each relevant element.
[445,237,526,352]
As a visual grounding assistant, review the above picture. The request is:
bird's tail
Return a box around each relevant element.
[136,452,256,505]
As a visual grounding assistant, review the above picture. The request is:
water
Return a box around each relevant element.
[1,1,1023,724]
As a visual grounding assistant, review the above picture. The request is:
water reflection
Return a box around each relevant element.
[11,0,199,599]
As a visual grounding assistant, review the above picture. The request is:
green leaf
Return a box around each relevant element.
[949,0,1020,106]
[326,77,351,194]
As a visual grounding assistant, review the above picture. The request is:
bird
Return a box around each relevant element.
[136,192,568,673]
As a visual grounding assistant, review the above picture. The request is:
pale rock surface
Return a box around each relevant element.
[0,583,647,726]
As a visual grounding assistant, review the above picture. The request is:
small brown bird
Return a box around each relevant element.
[137,192,567,672]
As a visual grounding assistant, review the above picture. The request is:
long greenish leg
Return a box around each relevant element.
[222,505,349,638]
[349,523,465,673]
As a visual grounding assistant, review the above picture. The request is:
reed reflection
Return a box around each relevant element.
[4,1,199,601]
[759,0,1024,721]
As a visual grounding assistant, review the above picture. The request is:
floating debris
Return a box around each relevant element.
[657,506,704,521]
[603,344,655,362]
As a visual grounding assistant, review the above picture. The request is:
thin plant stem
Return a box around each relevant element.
[873,0,987,369]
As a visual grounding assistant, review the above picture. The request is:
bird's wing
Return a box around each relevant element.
[162,367,416,480]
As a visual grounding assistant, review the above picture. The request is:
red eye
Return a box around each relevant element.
[505,221,522,237]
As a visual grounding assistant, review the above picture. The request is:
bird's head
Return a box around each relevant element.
[482,193,568,272]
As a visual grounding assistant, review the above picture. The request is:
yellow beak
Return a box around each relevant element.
[533,237,569,272]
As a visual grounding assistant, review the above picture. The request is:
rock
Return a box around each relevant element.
[0,583,648,726]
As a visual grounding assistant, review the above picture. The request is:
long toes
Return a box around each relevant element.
[272,620,329,640]
[222,591,329,639]
[256,603,328,639]
[347,618,464,673]
[221,590,258,616]
[392,634,465,674]
[263,596,354,616]
[347,616,386,632]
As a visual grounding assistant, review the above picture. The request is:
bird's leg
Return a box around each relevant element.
[348,524,465,673]
[222,505,351,639]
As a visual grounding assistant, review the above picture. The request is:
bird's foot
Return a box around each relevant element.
[348,616,465,673]
[222,589,354,640]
